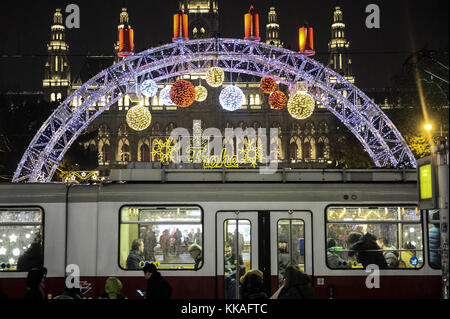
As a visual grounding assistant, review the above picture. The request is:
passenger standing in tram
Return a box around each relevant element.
[194,227,202,246]
[278,235,290,280]
[348,233,388,269]
[160,230,171,261]
[143,226,157,262]
[188,244,203,270]
[271,265,314,299]
[429,212,441,268]
[239,269,268,300]
[173,228,182,257]
[376,237,399,268]
[224,242,245,299]
[126,239,145,269]
[17,233,43,272]
[24,267,47,299]
[143,262,172,300]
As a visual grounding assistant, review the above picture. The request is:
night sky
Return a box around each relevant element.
[0,0,448,91]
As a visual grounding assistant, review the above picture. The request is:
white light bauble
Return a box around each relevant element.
[126,104,152,131]
[160,86,176,106]
[287,91,315,120]
[206,67,225,87]
[140,79,158,98]
[194,85,208,102]
[219,85,245,111]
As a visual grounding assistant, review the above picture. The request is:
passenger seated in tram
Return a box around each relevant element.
[376,237,399,268]
[399,242,417,268]
[327,238,349,268]
[347,232,388,269]
[126,239,145,269]
[188,243,203,270]
[224,242,245,299]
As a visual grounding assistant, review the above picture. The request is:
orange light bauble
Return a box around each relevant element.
[260,77,277,94]
[169,80,196,108]
[269,91,287,110]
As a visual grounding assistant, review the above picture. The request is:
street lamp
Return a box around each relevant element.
[424,123,433,131]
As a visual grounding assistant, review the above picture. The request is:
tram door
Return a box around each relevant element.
[216,211,258,299]
[270,211,313,292]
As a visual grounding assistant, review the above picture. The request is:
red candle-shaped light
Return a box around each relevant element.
[244,5,261,42]
[173,5,189,42]
[118,26,134,57]
[299,26,315,56]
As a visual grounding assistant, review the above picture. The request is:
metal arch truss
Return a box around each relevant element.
[13,38,416,183]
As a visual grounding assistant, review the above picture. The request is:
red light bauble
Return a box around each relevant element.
[260,77,277,94]
[269,91,287,110]
[169,80,196,108]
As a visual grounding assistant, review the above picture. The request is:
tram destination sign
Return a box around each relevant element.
[417,155,438,210]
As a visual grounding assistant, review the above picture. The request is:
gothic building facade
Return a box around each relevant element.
[43,2,358,178]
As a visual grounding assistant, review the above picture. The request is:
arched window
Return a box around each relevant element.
[316,142,325,159]
[50,93,56,102]
[303,141,311,159]
[140,143,150,162]
[193,27,198,35]
[249,94,255,105]
[255,94,260,105]
[101,142,111,163]
[121,143,130,162]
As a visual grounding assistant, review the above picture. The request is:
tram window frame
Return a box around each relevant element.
[0,206,44,273]
[118,205,204,271]
[324,205,425,270]
[276,219,306,283]
[426,210,441,270]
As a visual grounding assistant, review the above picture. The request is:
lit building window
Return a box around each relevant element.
[255,94,260,105]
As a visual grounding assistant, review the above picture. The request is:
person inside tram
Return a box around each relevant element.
[188,243,203,270]
[429,211,441,268]
[126,239,145,269]
[278,235,290,279]
[172,228,183,257]
[399,242,417,268]
[194,227,202,246]
[159,229,171,261]
[327,238,349,268]
[224,242,245,299]
[376,237,399,268]
[348,232,388,269]
[17,233,43,272]
[142,226,157,262]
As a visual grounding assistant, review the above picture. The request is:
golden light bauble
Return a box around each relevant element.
[260,76,277,94]
[206,67,225,87]
[126,104,152,131]
[269,91,287,110]
[194,85,208,102]
[169,80,196,108]
[287,91,315,120]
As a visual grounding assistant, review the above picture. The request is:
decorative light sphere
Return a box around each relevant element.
[160,86,175,105]
[287,91,315,120]
[194,85,208,102]
[126,104,152,131]
[269,91,287,110]
[169,80,196,108]
[219,85,245,111]
[206,67,225,87]
[140,79,158,98]
[260,77,277,94]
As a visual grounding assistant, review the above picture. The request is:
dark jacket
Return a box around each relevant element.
[17,243,43,272]
[429,225,441,266]
[278,273,314,299]
[240,274,268,300]
[146,272,172,300]
[126,250,144,269]
[194,255,202,270]
[24,269,46,300]
[348,233,388,269]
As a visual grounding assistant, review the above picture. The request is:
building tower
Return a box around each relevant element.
[266,6,283,47]
[114,8,134,63]
[328,5,355,83]
[180,0,219,39]
[43,8,71,102]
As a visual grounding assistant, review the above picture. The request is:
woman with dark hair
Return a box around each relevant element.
[24,267,47,299]
[272,265,314,299]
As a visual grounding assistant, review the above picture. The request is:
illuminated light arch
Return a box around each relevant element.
[14,38,416,183]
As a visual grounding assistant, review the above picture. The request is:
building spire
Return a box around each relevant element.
[43,8,71,102]
[328,4,355,83]
[265,5,283,47]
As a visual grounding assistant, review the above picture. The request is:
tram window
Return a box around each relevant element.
[277,219,305,286]
[427,210,441,269]
[0,208,43,272]
[326,206,424,269]
[119,206,203,270]
[223,219,251,299]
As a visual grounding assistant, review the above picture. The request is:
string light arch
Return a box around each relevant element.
[14,38,415,182]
